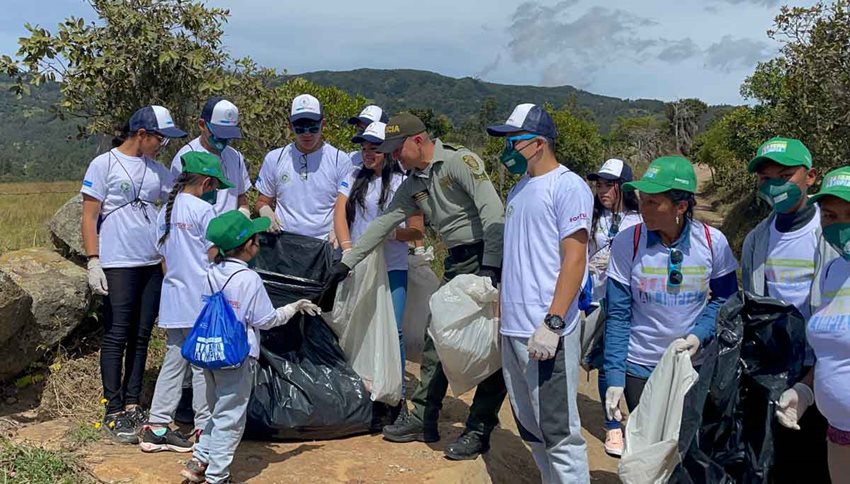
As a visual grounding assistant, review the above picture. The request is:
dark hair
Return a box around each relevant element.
[590,179,640,238]
[158,172,210,247]
[664,189,696,220]
[112,122,131,148]
[345,156,402,228]
[213,234,258,265]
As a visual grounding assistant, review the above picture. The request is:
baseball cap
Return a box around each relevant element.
[347,105,388,126]
[351,121,386,144]
[129,105,187,138]
[290,94,323,123]
[206,210,271,252]
[180,151,234,189]
[378,113,427,154]
[588,158,634,182]
[748,137,813,173]
[808,166,850,205]
[486,103,558,140]
[623,156,697,194]
[201,97,242,139]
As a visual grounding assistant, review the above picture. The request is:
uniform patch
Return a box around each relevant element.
[413,190,429,203]
[463,155,484,175]
[439,176,454,189]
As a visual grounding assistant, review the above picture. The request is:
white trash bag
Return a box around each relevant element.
[325,246,403,405]
[428,274,500,395]
[402,247,440,363]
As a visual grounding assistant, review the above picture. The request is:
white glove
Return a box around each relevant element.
[258,205,282,233]
[605,386,624,422]
[237,206,251,219]
[413,246,426,256]
[671,334,701,357]
[86,258,109,296]
[527,324,560,361]
[276,299,321,325]
[776,382,814,430]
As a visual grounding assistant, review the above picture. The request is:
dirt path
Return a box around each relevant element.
[693,163,723,227]
[12,364,620,483]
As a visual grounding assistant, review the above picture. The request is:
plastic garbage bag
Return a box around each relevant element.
[580,305,605,371]
[428,274,500,395]
[325,246,403,405]
[619,344,698,484]
[402,247,440,363]
[244,232,372,441]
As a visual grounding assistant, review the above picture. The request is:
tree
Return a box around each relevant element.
[606,115,671,167]
[550,107,604,177]
[665,98,708,156]
[408,108,453,139]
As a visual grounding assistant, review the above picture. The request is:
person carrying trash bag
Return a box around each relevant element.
[325,112,506,461]
[774,166,850,483]
[741,137,836,483]
[180,210,320,484]
[603,156,739,422]
[486,103,592,483]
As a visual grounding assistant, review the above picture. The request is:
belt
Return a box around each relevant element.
[448,241,484,261]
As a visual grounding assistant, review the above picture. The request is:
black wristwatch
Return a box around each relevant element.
[544,314,566,331]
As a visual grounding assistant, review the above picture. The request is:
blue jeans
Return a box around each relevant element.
[388,270,408,394]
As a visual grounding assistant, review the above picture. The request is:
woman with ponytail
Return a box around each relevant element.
[140,152,234,454]
[333,121,424,429]
[80,106,187,444]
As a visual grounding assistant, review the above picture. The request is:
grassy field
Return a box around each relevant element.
[0,181,78,255]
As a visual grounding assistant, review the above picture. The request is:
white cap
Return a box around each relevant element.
[348,105,387,125]
[202,98,241,139]
[588,158,633,181]
[290,94,322,122]
[351,121,386,144]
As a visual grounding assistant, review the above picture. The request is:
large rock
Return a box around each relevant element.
[0,248,91,381]
[49,194,85,265]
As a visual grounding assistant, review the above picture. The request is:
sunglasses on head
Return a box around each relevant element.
[668,248,684,288]
[505,134,538,151]
[293,124,321,135]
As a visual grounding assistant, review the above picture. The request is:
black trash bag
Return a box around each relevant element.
[671,291,807,484]
[244,232,372,440]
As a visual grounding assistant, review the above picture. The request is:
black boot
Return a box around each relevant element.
[444,431,489,460]
[370,403,389,434]
[382,408,439,443]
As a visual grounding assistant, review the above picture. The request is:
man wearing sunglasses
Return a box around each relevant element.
[255,94,352,239]
[486,103,592,483]
[325,112,505,461]
[742,138,836,483]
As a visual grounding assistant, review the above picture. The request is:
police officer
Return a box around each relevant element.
[326,113,506,460]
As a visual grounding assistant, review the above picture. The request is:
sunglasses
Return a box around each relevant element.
[294,125,321,135]
[668,248,684,288]
[505,134,538,151]
[150,132,170,147]
[607,222,620,238]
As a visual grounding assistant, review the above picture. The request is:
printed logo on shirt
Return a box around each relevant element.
[200,294,241,309]
[119,181,131,193]
[636,265,708,307]
[765,258,815,285]
[506,204,515,217]
[281,173,290,184]
[82,180,93,188]
[161,222,195,231]
[570,213,588,223]
[340,180,349,189]
[808,291,850,334]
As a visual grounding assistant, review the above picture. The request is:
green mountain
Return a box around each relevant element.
[298,68,668,132]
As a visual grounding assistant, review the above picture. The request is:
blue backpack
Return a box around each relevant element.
[182,269,251,369]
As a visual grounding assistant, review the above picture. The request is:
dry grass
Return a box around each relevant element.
[0,181,78,255]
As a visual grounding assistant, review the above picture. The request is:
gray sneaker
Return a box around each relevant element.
[102,413,139,445]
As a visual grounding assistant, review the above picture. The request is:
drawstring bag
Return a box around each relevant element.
[182,270,250,369]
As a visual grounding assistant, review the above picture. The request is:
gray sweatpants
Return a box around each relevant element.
[148,328,210,431]
[502,330,589,484]
[193,359,255,484]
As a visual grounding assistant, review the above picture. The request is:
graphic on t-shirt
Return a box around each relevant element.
[808,288,850,334]
[636,264,709,307]
[765,258,816,284]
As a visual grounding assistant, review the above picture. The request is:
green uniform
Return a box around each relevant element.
[342,139,506,439]
[341,139,504,269]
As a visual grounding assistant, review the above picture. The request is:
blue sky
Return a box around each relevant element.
[0,0,816,105]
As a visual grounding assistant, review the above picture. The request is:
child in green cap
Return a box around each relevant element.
[741,137,836,482]
[141,151,236,453]
[181,210,320,484]
[775,166,850,482]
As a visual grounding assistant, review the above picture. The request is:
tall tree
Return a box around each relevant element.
[665,98,708,155]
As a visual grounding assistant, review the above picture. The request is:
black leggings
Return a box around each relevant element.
[624,374,649,412]
[100,265,163,415]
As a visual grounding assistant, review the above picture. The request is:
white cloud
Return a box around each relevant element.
[704,35,774,72]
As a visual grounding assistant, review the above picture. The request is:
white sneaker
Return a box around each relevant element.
[604,428,624,458]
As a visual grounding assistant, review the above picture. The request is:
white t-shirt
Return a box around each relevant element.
[338,170,409,272]
[255,143,352,239]
[501,165,593,338]
[589,210,642,301]
[80,149,173,269]
[808,257,850,431]
[171,138,252,214]
[203,259,278,359]
[607,222,738,367]
[765,210,820,320]
[156,193,217,328]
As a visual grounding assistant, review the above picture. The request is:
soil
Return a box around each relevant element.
[6,363,621,483]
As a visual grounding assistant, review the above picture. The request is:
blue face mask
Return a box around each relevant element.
[499,134,537,175]
[205,123,229,152]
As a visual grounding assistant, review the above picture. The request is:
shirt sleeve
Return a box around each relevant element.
[553,173,593,240]
[170,147,185,180]
[338,171,358,197]
[243,273,278,329]
[607,225,637,286]
[255,150,279,199]
[447,151,505,268]
[604,277,633,387]
[156,163,175,201]
[336,150,354,185]
[81,155,108,201]
[708,227,739,278]
[238,152,252,194]
[198,203,218,250]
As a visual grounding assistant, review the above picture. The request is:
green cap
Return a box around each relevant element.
[205,210,271,251]
[623,156,697,194]
[180,151,234,189]
[747,137,812,173]
[808,166,850,205]
[378,112,427,154]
